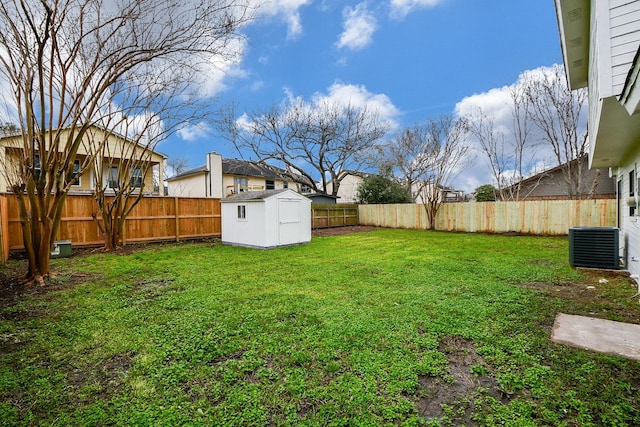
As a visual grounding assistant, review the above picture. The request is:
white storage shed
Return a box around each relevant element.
[221,189,312,249]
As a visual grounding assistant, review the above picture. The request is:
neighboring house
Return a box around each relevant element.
[555,0,640,276]
[325,170,366,204]
[326,170,465,204]
[166,152,310,198]
[505,157,616,200]
[0,125,166,195]
[413,183,465,204]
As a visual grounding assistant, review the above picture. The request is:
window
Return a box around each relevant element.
[237,205,246,219]
[70,160,81,186]
[631,170,636,216]
[34,154,41,180]
[131,167,142,188]
[300,184,312,194]
[266,180,275,190]
[234,177,248,193]
[108,167,119,189]
[283,181,288,189]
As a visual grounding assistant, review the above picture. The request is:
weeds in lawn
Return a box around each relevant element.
[1,229,639,426]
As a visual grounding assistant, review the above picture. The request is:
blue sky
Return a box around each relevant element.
[161,0,565,192]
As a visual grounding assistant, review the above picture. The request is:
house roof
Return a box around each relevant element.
[503,156,615,198]
[0,123,168,159]
[222,159,285,180]
[167,157,314,185]
[221,189,309,202]
[165,165,208,181]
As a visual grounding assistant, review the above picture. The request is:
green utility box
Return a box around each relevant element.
[51,240,72,258]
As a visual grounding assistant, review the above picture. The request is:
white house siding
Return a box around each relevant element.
[325,174,363,203]
[610,0,640,93]
[618,147,640,277]
[168,173,207,197]
[588,0,640,125]
[221,175,289,197]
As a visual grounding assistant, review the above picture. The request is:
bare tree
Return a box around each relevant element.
[0,0,251,284]
[381,125,435,202]
[166,157,190,178]
[88,119,166,252]
[383,116,470,229]
[526,64,589,199]
[466,75,536,201]
[220,99,389,196]
[466,109,510,199]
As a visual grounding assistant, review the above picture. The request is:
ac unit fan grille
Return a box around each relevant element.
[569,227,619,269]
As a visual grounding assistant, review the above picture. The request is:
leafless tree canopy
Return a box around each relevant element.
[465,73,540,201]
[0,0,251,283]
[382,115,470,229]
[465,64,588,200]
[220,99,390,196]
[166,157,190,178]
[526,64,589,199]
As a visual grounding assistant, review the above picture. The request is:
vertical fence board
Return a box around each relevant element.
[0,196,8,263]
[311,204,358,229]
[360,199,617,235]
[1,194,221,253]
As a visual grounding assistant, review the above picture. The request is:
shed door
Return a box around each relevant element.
[278,199,300,245]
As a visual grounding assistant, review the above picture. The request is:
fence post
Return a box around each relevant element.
[174,197,180,242]
[0,196,7,264]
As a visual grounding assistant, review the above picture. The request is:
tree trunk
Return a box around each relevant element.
[13,190,59,285]
[424,201,438,230]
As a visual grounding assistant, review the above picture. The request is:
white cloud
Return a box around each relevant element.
[455,86,513,135]
[336,3,377,50]
[195,38,248,98]
[390,0,444,20]
[177,122,212,142]
[450,64,588,193]
[252,0,312,40]
[312,82,401,128]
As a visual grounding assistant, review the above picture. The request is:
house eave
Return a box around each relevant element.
[591,96,640,168]
[555,0,590,90]
[619,46,640,116]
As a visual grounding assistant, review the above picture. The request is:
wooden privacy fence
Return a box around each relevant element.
[312,204,358,229]
[1,194,221,257]
[358,199,617,235]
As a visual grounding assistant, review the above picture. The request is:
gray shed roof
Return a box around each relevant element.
[221,189,292,202]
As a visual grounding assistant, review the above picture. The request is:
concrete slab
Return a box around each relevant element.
[551,313,640,361]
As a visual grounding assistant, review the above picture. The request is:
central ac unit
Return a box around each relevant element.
[569,227,619,269]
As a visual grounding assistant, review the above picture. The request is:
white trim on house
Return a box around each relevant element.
[556,0,640,277]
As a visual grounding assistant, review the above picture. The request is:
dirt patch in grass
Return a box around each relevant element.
[0,266,96,316]
[66,351,135,403]
[519,269,640,324]
[415,336,504,425]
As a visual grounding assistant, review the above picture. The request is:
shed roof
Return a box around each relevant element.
[221,189,309,202]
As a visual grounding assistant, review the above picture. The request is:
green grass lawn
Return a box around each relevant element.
[1,229,639,426]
